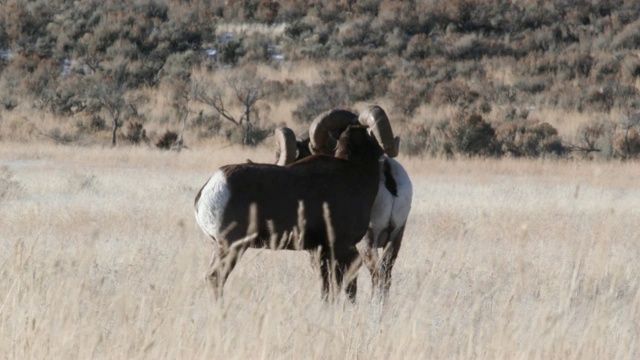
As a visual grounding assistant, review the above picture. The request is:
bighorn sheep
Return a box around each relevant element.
[194,119,386,301]
[275,106,413,299]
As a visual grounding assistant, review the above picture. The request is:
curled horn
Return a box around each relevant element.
[309,109,358,154]
[274,127,297,166]
[358,105,400,158]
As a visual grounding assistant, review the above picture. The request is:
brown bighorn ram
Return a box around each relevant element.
[275,106,413,299]
[194,117,387,301]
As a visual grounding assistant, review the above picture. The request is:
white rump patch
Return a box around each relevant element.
[368,157,413,246]
[195,170,231,241]
[386,157,413,229]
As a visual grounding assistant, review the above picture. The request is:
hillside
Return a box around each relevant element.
[1,0,640,159]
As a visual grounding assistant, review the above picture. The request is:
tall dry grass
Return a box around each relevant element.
[1,142,639,358]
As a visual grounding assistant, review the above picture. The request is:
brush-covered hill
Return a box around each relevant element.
[1,0,640,159]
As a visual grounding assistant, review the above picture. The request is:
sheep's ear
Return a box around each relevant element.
[334,128,352,160]
[392,136,401,158]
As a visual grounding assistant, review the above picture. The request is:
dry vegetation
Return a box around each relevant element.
[1,142,639,358]
[4,0,640,158]
[2,1,640,356]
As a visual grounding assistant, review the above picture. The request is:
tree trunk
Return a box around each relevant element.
[111,118,119,147]
[243,122,253,146]
[243,107,253,146]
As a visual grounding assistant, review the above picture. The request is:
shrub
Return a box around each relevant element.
[284,20,314,39]
[385,59,434,115]
[257,0,280,24]
[574,53,594,77]
[387,80,430,117]
[449,113,501,157]
[444,34,512,61]
[352,0,382,16]
[1,94,17,111]
[219,122,274,147]
[573,118,616,159]
[122,121,148,145]
[0,166,23,200]
[428,113,501,158]
[315,2,349,23]
[0,65,21,110]
[621,55,640,80]
[246,123,276,146]
[404,34,434,60]
[218,39,244,65]
[239,33,271,63]
[336,17,372,48]
[343,54,392,101]
[400,124,429,157]
[75,115,107,134]
[45,127,79,145]
[162,50,197,83]
[383,27,409,56]
[191,111,223,139]
[154,130,181,150]
[613,128,640,159]
[613,114,640,159]
[425,118,454,157]
[374,0,419,34]
[612,18,640,50]
[515,76,548,94]
[593,53,620,79]
[484,83,517,106]
[265,79,304,103]
[275,0,306,23]
[582,83,637,112]
[497,120,566,158]
[584,85,616,112]
[50,75,88,115]
[432,81,479,108]
[292,77,351,124]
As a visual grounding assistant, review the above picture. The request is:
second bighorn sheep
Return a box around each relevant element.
[275,106,413,299]
[195,117,389,301]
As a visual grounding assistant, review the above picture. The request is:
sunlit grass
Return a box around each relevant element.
[1,142,639,358]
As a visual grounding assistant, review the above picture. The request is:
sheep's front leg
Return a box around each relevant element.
[318,251,334,302]
[337,246,361,302]
[316,246,361,302]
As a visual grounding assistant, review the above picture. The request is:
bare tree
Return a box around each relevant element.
[194,70,270,146]
[167,78,193,149]
[86,71,141,147]
[88,80,126,146]
[616,112,640,159]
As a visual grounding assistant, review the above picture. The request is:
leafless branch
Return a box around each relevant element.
[193,80,240,125]
[564,142,601,154]
[193,71,272,146]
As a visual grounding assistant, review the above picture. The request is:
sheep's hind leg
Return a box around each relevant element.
[358,229,381,299]
[206,244,224,299]
[380,225,406,298]
[206,242,243,299]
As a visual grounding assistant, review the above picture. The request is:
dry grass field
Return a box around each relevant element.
[1,142,639,359]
